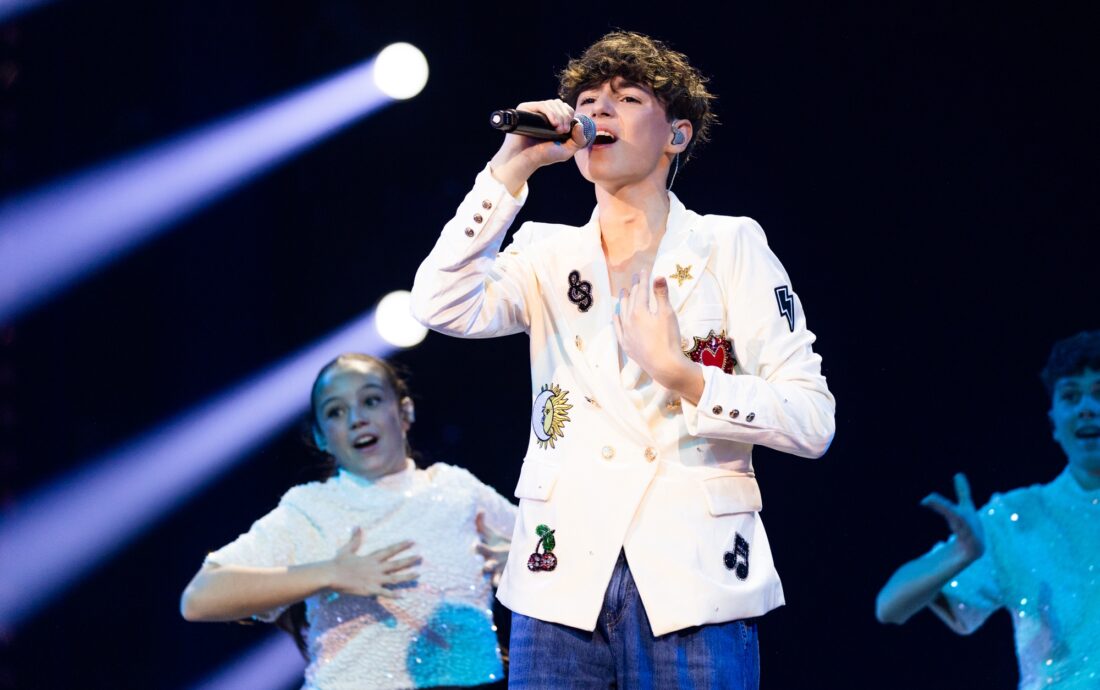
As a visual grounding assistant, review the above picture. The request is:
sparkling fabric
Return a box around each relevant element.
[205,460,517,690]
[931,469,1100,689]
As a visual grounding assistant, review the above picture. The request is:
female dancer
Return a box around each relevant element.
[182,353,516,690]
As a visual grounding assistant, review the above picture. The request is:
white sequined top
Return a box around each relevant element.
[930,468,1100,689]
[205,460,517,690]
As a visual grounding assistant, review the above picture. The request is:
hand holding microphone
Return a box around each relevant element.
[490,109,597,147]
[487,99,592,196]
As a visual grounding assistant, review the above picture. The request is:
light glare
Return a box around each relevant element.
[375,290,428,348]
[373,43,428,100]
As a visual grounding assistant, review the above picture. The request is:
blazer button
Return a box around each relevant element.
[729,409,740,419]
[481,200,492,209]
[464,227,475,237]
[472,213,484,223]
[644,447,657,463]
[712,405,723,415]
[601,446,615,460]
[746,412,756,422]
[575,335,583,350]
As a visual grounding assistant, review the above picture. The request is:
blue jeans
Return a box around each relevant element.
[508,552,760,689]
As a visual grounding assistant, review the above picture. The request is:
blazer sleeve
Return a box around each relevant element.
[681,218,836,458]
[410,164,537,338]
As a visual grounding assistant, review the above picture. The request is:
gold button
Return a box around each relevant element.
[712,405,723,415]
[746,412,756,422]
[575,335,583,350]
[464,228,475,237]
[601,446,615,460]
[481,200,492,209]
[473,213,484,223]
[644,447,657,462]
[666,398,681,410]
[729,409,740,419]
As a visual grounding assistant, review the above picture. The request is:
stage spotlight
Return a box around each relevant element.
[375,289,428,348]
[372,42,428,100]
[188,633,305,690]
[0,43,425,324]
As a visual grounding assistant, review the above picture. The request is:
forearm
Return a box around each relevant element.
[682,365,835,457]
[180,562,332,623]
[875,540,977,625]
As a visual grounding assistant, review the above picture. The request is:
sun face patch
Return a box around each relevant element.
[683,330,737,375]
[532,383,572,449]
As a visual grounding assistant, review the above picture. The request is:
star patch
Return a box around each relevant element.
[532,383,572,449]
[670,263,693,287]
[683,330,737,374]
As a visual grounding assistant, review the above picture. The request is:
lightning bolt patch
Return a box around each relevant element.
[774,286,795,332]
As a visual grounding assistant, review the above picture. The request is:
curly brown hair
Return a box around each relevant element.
[558,31,717,161]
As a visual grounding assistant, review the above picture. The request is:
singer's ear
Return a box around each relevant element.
[669,120,692,151]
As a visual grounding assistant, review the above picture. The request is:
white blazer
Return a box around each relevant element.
[411,166,836,636]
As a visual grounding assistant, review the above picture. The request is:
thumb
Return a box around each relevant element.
[569,114,595,148]
[653,276,672,312]
[340,526,363,554]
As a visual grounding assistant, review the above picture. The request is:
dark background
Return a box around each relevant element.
[1,1,1097,688]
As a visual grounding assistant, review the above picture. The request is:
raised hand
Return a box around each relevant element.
[327,527,420,599]
[921,473,986,562]
[489,99,589,195]
[612,273,702,402]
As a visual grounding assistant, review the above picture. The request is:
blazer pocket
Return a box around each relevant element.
[680,302,725,334]
[702,474,763,516]
[514,460,562,501]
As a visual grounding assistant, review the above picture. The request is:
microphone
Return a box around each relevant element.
[489,109,597,147]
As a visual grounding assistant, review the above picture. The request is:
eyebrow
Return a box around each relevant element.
[579,79,650,96]
[318,383,385,410]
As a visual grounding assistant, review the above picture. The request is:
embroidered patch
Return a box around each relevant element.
[567,270,593,312]
[527,524,558,572]
[670,263,693,287]
[723,533,750,581]
[532,383,572,449]
[683,330,737,374]
[774,285,794,332]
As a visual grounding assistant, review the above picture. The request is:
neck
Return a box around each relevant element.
[595,178,671,263]
[1067,463,1100,492]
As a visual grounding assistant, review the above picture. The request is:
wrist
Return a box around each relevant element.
[307,560,338,592]
[656,356,703,404]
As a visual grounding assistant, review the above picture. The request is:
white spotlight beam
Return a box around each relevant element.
[0,0,50,24]
[188,633,306,690]
[0,309,401,631]
[0,43,428,323]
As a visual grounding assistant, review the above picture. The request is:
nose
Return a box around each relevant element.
[348,406,370,427]
[586,88,615,118]
[1079,396,1099,417]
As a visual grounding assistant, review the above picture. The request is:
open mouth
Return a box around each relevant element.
[352,434,379,450]
[593,130,617,145]
[1074,426,1100,440]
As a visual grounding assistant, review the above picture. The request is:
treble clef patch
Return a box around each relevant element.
[567,270,593,312]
